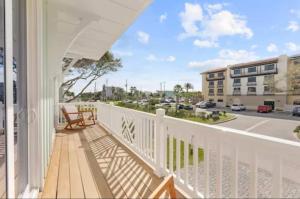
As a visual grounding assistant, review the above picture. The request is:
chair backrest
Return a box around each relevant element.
[62,105,79,121]
[149,175,177,199]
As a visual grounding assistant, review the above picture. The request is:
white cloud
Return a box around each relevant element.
[193,39,218,48]
[146,54,176,62]
[179,3,203,39]
[165,56,176,62]
[205,3,224,14]
[250,44,258,49]
[112,50,133,57]
[159,13,167,23]
[285,42,300,52]
[267,43,278,52]
[290,9,300,18]
[137,31,150,44]
[287,21,299,32]
[178,3,253,43]
[202,10,253,40]
[189,49,258,68]
[146,54,158,61]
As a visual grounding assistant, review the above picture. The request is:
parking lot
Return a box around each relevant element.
[216,109,300,142]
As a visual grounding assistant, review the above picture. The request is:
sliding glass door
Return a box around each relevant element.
[0,0,6,197]
[0,0,28,197]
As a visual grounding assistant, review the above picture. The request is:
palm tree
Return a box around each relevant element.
[184,82,194,93]
[173,84,183,113]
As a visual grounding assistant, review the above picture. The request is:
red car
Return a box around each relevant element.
[257,105,272,113]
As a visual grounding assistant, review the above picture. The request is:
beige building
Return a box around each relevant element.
[287,55,300,109]
[201,67,227,107]
[201,54,300,111]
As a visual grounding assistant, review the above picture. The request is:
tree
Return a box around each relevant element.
[184,82,194,93]
[173,84,183,113]
[61,51,122,102]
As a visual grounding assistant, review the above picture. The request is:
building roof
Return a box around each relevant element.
[200,67,227,74]
[229,57,279,69]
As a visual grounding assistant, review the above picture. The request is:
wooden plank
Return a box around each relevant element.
[73,133,100,198]
[57,134,70,199]
[42,135,63,198]
[69,134,84,198]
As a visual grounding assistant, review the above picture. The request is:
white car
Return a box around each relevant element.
[231,104,246,111]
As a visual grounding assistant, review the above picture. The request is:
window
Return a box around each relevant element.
[264,64,275,71]
[233,87,241,95]
[248,87,256,92]
[218,72,224,77]
[233,78,241,84]
[217,99,223,102]
[208,73,215,78]
[264,75,274,84]
[209,81,214,86]
[234,87,241,92]
[233,68,241,75]
[217,80,223,86]
[264,86,271,92]
[248,77,256,83]
[217,89,223,94]
[248,67,257,73]
[209,89,214,95]
[293,100,300,105]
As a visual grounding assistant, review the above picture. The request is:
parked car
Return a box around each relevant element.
[292,107,300,116]
[231,104,246,111]
[184,104,193,110]
[195,101,205,108]
[257,105,272,113]
[198,101,216,108]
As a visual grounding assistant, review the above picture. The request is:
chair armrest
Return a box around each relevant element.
[149,175,176,199]
[66,112,81,115]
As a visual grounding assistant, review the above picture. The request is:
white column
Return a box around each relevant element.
[5,0,15,197]
[154,108,165,177]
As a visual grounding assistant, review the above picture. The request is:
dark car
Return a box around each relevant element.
[292,107,300,116]
[199,101,216,108]
[183,104,193,110]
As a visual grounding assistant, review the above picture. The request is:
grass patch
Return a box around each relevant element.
[166,137,204,171]
[294,125,300,139]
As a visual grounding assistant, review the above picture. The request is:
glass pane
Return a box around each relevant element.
[13,0,28,195]
[0,0,6,197]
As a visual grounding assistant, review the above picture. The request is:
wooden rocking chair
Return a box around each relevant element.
[61,105,95,130]
[149,175,177,199]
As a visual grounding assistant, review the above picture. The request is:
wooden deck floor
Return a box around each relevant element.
[41,124,166,198]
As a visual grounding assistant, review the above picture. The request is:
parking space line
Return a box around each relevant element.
[245,120,270,132]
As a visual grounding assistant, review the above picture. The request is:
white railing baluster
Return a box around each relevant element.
[176,136,180,180]
[184,137,189,185]
[204,139,210,197]
[170,135,174,174]
[193,142,199,195]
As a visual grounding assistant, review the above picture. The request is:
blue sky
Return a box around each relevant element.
[88,0,300,93]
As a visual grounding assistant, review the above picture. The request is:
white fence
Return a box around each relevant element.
[59,102,300,198]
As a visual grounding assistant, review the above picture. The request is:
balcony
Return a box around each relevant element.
[230,67,278,78]
[247,82,257,86]
[208,92,215,96]
[208,84,215,88]
[232,91,241,96]
[206,75,225,81]
[43,102,300,198]
[247,91,257,96]
[217,84,224,88]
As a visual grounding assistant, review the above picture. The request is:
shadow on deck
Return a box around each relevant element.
[41,124,183,198]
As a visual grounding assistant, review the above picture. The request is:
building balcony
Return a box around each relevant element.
[247,91,257,96]
[230,67,278,78]
[217,93,224,96]
[233,82,241,87]
[217,84,224,88]
[247,82,257,86]
[208,84,215,88]
[41,102,300,198]
[208,93,215,96]
[232,92,241,96]
[206,75,225,81]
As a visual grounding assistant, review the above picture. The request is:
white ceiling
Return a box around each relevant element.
[49,0,152,61]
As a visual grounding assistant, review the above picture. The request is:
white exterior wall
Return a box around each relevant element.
[275,55,288,93]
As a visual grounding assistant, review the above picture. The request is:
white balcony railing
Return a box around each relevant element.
[57,102,300,198]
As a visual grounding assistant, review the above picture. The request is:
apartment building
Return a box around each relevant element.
[201,67,227,107]
[287,55,300,108]
[227,55,288,110]
[201,55,295,110]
